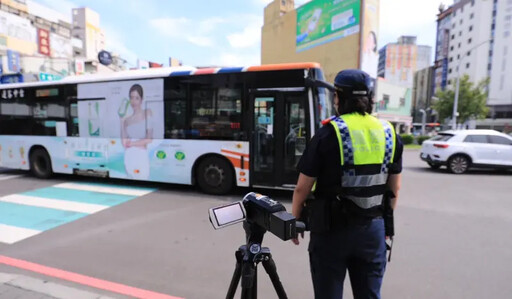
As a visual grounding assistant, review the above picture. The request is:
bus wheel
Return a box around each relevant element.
[196,156,234,195]
[30,148,53,179]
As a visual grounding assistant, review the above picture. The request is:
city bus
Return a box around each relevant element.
[0,62,334,194]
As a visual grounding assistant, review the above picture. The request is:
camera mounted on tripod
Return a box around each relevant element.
[209,192,305,299]
[209,192,304,241]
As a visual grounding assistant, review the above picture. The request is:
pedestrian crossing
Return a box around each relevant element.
[0,182,156,244]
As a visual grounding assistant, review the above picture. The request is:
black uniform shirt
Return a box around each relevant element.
[297,120,404,202]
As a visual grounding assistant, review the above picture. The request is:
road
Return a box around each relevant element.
[0,149,511,298]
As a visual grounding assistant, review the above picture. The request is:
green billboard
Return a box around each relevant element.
[296,0,361,52]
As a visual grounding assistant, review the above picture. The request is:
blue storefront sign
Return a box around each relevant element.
[7,50,21,73]
[0,74,24,84]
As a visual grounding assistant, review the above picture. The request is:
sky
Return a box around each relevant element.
[33,0,450,68]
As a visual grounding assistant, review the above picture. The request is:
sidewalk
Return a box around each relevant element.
[0,273,120,299]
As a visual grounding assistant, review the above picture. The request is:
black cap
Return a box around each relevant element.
[334,69,373,98]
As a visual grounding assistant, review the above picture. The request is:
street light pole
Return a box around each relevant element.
[451,39,491,130]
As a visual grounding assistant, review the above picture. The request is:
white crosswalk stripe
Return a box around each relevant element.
[0,224,41,244]
[53,182,153,196]
[0,194,109,214]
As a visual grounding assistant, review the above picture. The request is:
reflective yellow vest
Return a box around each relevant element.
[330,113,396,209]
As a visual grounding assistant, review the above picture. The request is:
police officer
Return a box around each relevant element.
[292,69,403,299]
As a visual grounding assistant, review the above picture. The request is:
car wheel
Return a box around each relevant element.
[29,148,53,178]
[448,155,470,174]
[428,162,441,170]
[196,156,234,195]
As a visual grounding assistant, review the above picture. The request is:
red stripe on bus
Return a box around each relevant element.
[193,68,217,75]
[247,62,321,72]
[224,156,249,169]
[221,149,249,158]
[0,255,183,299]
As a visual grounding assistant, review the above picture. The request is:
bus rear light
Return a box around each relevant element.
[240,171,246,176]
[22,161,26,165]
[239,178,246,182]
[236,143,242,149]
[111,140,116,145]
[134,169,140,174]
[64,164,68,168]
[433,144,449,148]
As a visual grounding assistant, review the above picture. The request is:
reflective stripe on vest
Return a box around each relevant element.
[331,114,396,209]
[345,194,384,209]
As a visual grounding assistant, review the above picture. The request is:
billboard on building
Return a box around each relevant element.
[37,28,50,56]
[360,0,379,79]
[296,0,361,52]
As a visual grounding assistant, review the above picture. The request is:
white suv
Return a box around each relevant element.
[420,129,512,174]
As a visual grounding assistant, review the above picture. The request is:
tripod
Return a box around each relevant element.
[226,221,288,299]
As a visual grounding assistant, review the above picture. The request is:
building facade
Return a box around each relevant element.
[445,0,493,90]
[377,36,432,88]
[374,77,413,133]
[261,0,380,83]
[435,0,512,127]
[433,4,452,94]
[488,0,512,117]
[412,66,435,123]
[0,0,126,84]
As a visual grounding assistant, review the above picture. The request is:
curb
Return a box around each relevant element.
[0,273,117,299]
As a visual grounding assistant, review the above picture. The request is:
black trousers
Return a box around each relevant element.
[308,218,387,299]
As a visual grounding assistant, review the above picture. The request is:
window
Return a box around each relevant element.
[459,31,462,36]
[449,68,452,74]
[450,57,453,62]
[431,134,453,141]
[489,135,512,145]
[451,34,455,40]
[448,79,452,85]
[188,76,243,140]
[399,98,405,106]
[164,80,187,139]
[460,19,463,25]
[457,54,460,59]
[452,23,456,29]
[469,25,473,32]
[450,46,454,51]
[466,63,470,69]
[464,135,489,143]
[467,51,471,56]
[468,38,472,44]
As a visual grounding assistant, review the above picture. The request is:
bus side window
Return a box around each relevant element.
[189,84,243,140]
[164,80,187,139]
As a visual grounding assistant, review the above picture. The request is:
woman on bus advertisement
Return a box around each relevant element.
[120,84,154,179]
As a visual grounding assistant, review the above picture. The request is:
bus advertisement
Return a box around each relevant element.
[0,62,334,194]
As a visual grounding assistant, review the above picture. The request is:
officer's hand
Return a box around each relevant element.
[292,232,304,245]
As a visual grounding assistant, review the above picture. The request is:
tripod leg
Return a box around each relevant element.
[226,250,243,299]
[262,256,288,299]
[241,260,257,299]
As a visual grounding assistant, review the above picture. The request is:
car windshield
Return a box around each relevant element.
[430,134,454,141]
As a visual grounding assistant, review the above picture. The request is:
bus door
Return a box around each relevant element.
[250,89,309,188]
[67,98,109,176]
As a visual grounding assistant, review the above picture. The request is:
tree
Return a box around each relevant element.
[433,75,489,125]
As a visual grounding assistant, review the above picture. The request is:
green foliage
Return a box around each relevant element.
[400,134,414,145]
[416,136,430,145]
[433,75,489,124]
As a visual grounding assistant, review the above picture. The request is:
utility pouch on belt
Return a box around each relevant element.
[301,197,332,233]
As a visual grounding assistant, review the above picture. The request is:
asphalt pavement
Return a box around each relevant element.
[0,150,511,298]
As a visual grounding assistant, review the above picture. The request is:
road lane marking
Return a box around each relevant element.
[0,194,109,214]
[0,175,23,181]
[0,255,184,299]
[22,187,136,206]
[0,201,87,231]
[54,182,155,196]
[0,224,41,244]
